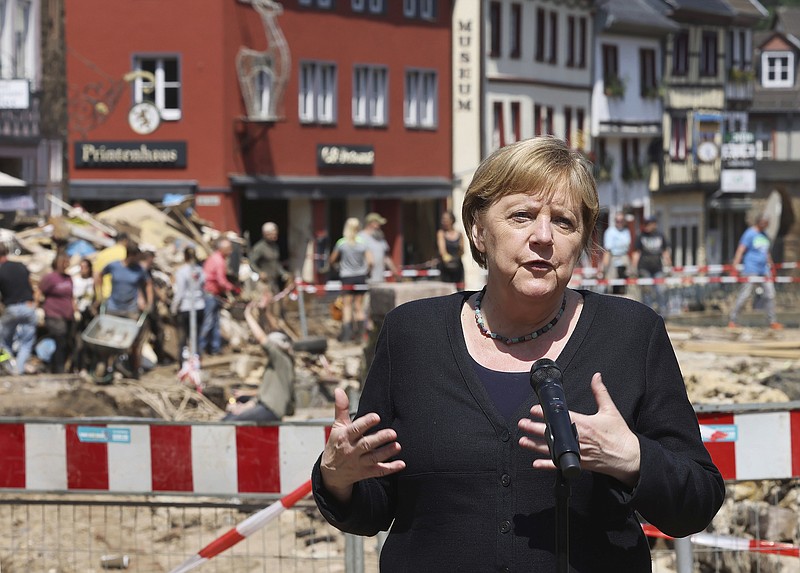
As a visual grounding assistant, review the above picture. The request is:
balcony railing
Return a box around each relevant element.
[0,91,40,139]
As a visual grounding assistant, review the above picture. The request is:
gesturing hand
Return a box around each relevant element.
[518,373,641,487]
[320,388,406,504]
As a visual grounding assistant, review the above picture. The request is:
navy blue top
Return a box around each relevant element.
[470,357,530,423]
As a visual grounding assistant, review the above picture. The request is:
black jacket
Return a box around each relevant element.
[314,290,724,572]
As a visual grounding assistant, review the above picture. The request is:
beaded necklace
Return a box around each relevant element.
[474,288,567,345]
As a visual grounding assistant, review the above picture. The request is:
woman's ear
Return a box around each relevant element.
[471,221,486,254]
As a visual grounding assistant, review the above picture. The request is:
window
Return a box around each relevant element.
[253,70,272,119]
[640,48,657,97]
[510,3,521,59]
[353,0,385,12]
[700,31,718,77]
[549,11,558,64]
[602,44,622,96]
[535,8,545,62]
[405,69,437,128]
[567,16,575,67]
[12,0,33,78]
[300,0,333,8]
[577,17,587,69]
[576,108,585,149]
[492,101,504,150]
[403,0,436,20]
[134,56,182,121]
[352,65,388,126]
[299,61,337,124]
[672,31,689,76]
[534,104,542,136]
[510,101,520,144]
[670,116,687,161]
[762,51,794,88]
[489,2,501,58]
[544,106,554,135]
[564,106,572,146]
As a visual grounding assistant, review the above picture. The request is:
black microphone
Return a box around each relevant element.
[529,358,582,480]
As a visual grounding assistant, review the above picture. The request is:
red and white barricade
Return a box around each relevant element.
[0,420,328,497]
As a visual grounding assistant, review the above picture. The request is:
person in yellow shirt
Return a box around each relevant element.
[93,233,129,302]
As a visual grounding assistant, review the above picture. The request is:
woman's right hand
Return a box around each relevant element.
[320,388,405,504]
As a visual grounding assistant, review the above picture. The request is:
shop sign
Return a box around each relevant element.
[721,131,756,193]
[317,144,374,168]
[75,141,187,168]
[0,79,29,109]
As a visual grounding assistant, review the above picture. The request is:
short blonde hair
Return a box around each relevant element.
[462,136,599,268]
[342,217,361,243]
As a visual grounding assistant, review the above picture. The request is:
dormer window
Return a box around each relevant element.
[761,51,794,88]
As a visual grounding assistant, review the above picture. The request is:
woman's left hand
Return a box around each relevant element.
[518,373,641,487]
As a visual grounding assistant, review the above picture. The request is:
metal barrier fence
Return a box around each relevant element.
[0,494,380,573]
[2,487,799,573]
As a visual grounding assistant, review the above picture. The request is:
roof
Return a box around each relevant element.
[597,0,680,34]
[724,0,768,22]
[665,0,736,17]
[775,6,800,39]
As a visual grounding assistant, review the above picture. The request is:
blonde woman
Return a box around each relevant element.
[329,217,373,342]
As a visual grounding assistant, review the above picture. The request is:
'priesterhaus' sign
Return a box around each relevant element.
[75,142,187,168]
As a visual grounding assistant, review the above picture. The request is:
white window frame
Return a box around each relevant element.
[299,61,337,124]
[404,68,437,129]
[133,55,182,121]
[352,65,388,127]
[368,0,384,13]
[762,51,794,88]
[403,0,435,19]
[253,69,272,120]
[352,0,365,11]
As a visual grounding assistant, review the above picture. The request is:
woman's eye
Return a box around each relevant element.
[554,217,576,230]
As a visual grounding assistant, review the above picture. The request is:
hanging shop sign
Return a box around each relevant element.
[720,131,756,193]
[74,141,187,169]
[317,144,374,168]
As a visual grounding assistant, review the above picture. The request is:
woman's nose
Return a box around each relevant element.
[529,217,554,244]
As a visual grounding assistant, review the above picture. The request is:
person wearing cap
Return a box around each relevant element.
[631,216,672,314]
[359,212,399,284]
[223,299,295,422]
[249,222,295,332]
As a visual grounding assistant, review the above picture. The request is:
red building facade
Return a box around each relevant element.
[65,0,453,278]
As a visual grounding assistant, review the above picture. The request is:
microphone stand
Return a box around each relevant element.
[554,467,572,573]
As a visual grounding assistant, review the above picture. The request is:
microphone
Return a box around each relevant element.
[529,358,582,479]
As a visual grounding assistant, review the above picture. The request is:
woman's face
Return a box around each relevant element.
[471,188,584,299]
[80,261,91,277]
[441,212,454,230]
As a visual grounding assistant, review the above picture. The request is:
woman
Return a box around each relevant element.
[71,258,96,372]
[170,246,206,361]
[436,209,465,285]
[329,217,373,342]
[312,137,724,571]
[39,252,76,373]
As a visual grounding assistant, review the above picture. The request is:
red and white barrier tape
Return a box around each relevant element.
[642,524,800,558]
[569,274,800,288]
[169,479,312,573]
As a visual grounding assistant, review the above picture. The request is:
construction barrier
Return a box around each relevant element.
[3,404,800,570]
[0,419,326,497]
[643,524,800,559]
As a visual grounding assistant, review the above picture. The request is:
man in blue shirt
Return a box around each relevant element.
[600,212,631,294]
[97,244,153,378]
[729,216,782,329]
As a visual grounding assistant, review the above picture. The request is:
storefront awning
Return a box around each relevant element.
[70,179,198,201]
[0,194,35,211]
[0,171,26,189]
[232,175,453,200]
